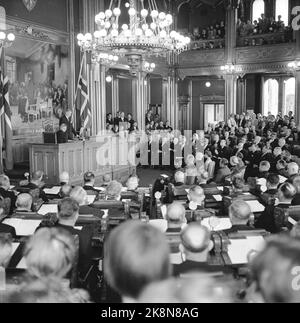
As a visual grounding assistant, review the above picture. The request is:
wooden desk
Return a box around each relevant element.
[29,134,137,185]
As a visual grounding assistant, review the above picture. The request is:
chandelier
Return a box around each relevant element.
[77,0,190,75]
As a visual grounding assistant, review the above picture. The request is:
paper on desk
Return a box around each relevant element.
[279,175,287,184]
[213,195,223,202]
[185,189,190,194]
[86,195,96,205]
[201,217,232,232]
[17,257,27,269]
[102,210,109,218]
[38,204,58,215]
[44,186,61,195]
[245,200,265,213]
[9,185,15,190]
[3,219,41,236]
[228,236,265,265]
[149,219,168,233]
[74,227,83,231]
[121,187,128,193]
[161,174,169,179]
[161,205,167,219]
[217,187,224,192]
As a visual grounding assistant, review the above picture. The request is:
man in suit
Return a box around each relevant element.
[56,123,68,144]
[173,223,216,277]
[58,109,77,141]
[59,172,70,186]
[260,174,279,206]
[292,176,300,206]
[55,198,94,280]
[218,140,232,161]
[14,193,33,214]
[83,172,99,194]
[214,158,231,184]
[173,171,185,187]
[224,200,254,235]
[186,186,205,210]
[70,186,103,218]
[0,222,16,239]
[287,162,299,184]
[0,233,13,268]
[255,182,296,233]
[0,175,17,215]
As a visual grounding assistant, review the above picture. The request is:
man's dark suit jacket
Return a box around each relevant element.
[79,205,104,218]
[56,130,68,144]
[55,223,94,279]
[255,203,290,234]
[0,223,16,238]
[292,193,300,206]
[173,260,224,277]
[0,187,17,215]
[21,183,49,203]
[223,224,254,235]
[59,115,77,140]
[214,166,231,184]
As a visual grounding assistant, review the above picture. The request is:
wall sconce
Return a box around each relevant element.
[0,31,15,48]
[287,61,300,71]
[143,61,156,73]
[220,64,236,73]
[205,81,211,88]
[106,75,112,83]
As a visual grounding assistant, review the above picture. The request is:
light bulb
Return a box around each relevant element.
[105,22,111,29]
[145,62,150,68]
[99,29,107,37]
[106,76,112,83]
[0,32,6,40]
[77,33,84,41]
[135,28,143,36]
[113,56,119,62]
[113,8,121,16]
[111,29,118,37]
[141,9,148,17]
[142,24,149,30]
[166,14,173,22]
[128,8,136,16]
[159,12,166,20]
[124,29,132,37]
[125,2,130,8]
[122,24,129,31]
[205,82,211,88]
[151,10,159,18]
[145,29,153,37]
[105,9,113,18]
[150,63,156,69]
[109,55,114,61]
[170,31,177,38]
[85,33,92,41]
[98,12,106,20]
[160,30,167,38]
[150,22,157,30]
[94,31,101,38]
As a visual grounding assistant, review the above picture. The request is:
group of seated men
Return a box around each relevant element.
[2,110,300,302]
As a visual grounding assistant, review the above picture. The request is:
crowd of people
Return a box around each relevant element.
[106,111,139,133]
[192,21,225,41]
[2,110,300,303]
[237,14,294,46]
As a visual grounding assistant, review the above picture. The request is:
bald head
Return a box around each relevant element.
[16,193,33,212]
[0,175,10,190]
[166,202,186,227]
[180,223,212,262]
[287,163,299,177]
[229,200,251,225]
[188,186,205,205]
[174,171,185,184]
[59,172,70,185]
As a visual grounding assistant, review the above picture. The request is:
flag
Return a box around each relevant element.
[77,54,91,131]
[0,46,13,171]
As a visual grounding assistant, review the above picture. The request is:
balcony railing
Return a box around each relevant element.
[237,30,294,47]
[190,38,225,50]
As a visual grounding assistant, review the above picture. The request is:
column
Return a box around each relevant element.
[111,73,119,117]
[99,64,107,132]
[225,74,237,117]
[133,72,147,131]
[224,1,238,119]
[295,71,300,125]
[236,77,246,114]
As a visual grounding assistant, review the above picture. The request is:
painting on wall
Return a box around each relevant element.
[5,36,69,138]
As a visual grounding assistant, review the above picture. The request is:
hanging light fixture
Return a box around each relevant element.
[77,0,190,76]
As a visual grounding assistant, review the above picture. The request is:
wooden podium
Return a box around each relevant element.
[29,134,137,185]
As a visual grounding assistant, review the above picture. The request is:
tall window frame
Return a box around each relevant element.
[263,78,279,116]
[252,0,265,23]
[275,0,290,26]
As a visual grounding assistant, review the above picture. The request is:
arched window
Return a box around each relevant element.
[263,79,279,116]
[252,0,265,23]
[275,0,289,26]
[283,77,295,116]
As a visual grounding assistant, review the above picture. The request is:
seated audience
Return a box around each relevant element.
[126,176,139,192]
[174,223,214,276]
[249,236,300,303]
[255,182,296,233]
[59,184,72,198]
[15,193,33,214]
[106,180,123,201]
[258,161,271,179]
[0,175,17,215]
[104,221,172,302]
[70,186,103,217]
[102,174,112,188]
[7,228,90,303]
